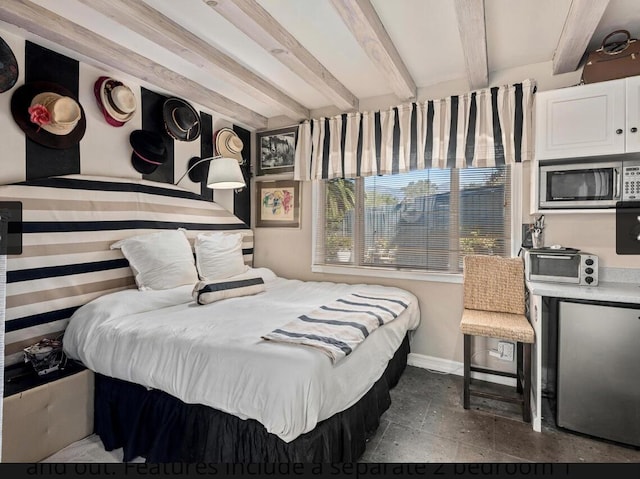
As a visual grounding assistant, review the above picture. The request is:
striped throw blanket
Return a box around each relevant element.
[262,291,411,363]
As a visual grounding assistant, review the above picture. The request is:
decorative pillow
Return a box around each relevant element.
[111,229,198,290]
[194,232,249,280]
[192,276,266,305]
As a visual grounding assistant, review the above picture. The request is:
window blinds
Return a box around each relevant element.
[315,166,511,274]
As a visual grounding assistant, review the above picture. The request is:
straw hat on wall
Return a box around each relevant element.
[94,76,136,127]
[11,81,86,149]
[215,127,244,164]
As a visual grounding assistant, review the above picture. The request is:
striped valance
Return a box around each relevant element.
[294,79,536,180]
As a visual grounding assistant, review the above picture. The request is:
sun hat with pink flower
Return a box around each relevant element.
[10,81,86,149]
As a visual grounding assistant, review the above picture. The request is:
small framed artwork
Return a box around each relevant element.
[255,180,300,228]
[256,126,297,177]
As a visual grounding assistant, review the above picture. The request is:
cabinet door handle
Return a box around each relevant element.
[616,128,623,134]
[631,127,638,133]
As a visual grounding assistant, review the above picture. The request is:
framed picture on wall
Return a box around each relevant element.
[256,126,297,177]
[255,180,300,228]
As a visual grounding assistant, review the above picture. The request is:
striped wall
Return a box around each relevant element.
[0,175,253,366]
[0,28,254,365]
[0,219,5,453]
[0,27,251,224]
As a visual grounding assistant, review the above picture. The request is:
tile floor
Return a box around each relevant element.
[362,366,640,463]
[43,366,640,463]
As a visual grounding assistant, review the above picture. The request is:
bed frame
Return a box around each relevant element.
[1,174,410,462]
[95,335,409,463]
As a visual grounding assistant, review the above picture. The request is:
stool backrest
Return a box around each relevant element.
[463,255,525,315]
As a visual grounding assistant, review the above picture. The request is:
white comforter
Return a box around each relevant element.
[63,268,420,442]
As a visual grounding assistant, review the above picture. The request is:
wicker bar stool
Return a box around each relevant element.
[459,255,535,422]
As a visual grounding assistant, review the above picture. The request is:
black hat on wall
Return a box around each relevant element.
[163,97,201,142]
[0,35,18,93]
[130,130,167,174]
[11,81,86,149]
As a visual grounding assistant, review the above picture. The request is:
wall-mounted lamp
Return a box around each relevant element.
[175,155,246,190]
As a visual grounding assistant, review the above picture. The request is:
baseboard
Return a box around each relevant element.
[407,353,517,387]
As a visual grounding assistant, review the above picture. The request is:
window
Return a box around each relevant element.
[314,166,511,275]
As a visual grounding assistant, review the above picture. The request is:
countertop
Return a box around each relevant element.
[527,267,640,304]
[527,280,640,304]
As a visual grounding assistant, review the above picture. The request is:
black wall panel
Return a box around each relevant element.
[24,42,80,180]
[233,124,251,225]
[199,112,214,201]
[140,87,174,184]
[18,40,244,219]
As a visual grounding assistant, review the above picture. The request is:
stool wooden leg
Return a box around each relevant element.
[522,343,532,423]
[463,334,471,409]
[516,341,523,394]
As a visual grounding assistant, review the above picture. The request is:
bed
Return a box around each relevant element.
[0,175,420,463]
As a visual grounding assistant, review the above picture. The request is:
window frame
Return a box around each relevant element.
[311,164,523,284]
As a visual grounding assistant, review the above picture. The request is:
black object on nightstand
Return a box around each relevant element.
[4,359,86,398]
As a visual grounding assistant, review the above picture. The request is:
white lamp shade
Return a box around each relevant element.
[206,157,246,190]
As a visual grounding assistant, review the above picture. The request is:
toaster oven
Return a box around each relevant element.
[524,249,598,286]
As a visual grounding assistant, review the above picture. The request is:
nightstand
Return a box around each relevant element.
[2,360,94,462]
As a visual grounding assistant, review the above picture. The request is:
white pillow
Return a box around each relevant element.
[192,275,265,305]
[194,232,249,280]
[111,229,198,290]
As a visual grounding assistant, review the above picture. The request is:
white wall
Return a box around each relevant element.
[0,25,236,211]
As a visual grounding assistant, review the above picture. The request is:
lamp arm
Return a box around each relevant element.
[174,155,222,185]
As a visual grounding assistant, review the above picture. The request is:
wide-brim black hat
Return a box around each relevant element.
[130,130,167,174]
[163,97,201,142]
[11,81,86,150]
[0,35,18,93]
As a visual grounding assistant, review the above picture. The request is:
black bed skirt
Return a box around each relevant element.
[94,334,410,463]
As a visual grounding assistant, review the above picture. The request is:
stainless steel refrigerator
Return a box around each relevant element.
[557,300,640,447]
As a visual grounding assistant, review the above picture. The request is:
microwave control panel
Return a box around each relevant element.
[622,165,640,201]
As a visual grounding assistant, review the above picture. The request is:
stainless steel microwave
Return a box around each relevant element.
[539,158,640,209]
[525,250,598,286]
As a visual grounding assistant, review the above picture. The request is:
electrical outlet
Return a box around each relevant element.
[498,341,515,361]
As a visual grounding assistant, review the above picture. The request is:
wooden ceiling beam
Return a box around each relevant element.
[453,0,489,90]
[330,0,416,101]
[78,0,309,121]
[553,0,610,75]
[0,0,267,130]
[206,0,359,112]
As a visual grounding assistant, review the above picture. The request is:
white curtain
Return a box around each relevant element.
[295,79,536,180]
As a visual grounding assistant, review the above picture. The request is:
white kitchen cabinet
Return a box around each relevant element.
[625,76,640,152]
[535,76,640,160]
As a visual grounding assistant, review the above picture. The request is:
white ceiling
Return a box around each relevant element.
[3,0,640,130]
